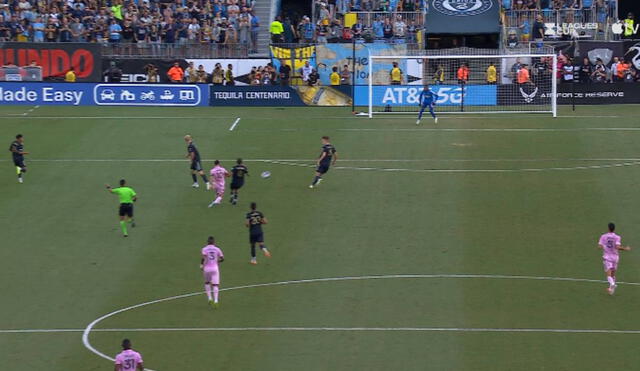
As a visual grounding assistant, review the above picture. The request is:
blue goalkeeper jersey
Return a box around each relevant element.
[419,89,438,105]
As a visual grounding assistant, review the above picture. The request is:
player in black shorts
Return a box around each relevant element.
[245,202,271,265]
[184,135,209,189]
[229,158,248,205]
[9,134,29,183]
[309,136,337,189]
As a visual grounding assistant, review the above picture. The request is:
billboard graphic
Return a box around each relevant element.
[94,84,204,106]
[355,84,497,106]
[0,42,100,82]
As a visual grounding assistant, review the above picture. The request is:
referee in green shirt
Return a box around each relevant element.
[106,179,137,237]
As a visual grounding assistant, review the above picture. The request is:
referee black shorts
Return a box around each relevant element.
[190,161,203,171]
[316,163,330,174]
[119,203,134,217]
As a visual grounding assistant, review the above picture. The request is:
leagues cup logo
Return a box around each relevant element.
[432,0,493,16]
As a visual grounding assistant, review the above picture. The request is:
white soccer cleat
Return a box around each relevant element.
[18,178,23,184]
[434,117,438,124]
[608,284,617,295]
[416,119,421,125]
[208,201,216,208]
[192,182,200,188]
[206,182,211,190]
[309,185,314,189]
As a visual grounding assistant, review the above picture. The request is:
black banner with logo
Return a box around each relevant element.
[210,86,305,106]
[498,82,640,105]
[497,83,551,106]
[425,0,500,34]
[556,82,640,105]
[0,42,101,82]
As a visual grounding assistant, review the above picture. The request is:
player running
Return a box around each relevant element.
[106,179,137,237]
[598,222,631,295]
[416,85,439,125]
[246,202,271,265]
[114,339,144,371]
[9,134,29,183]
[184,135,209,189]
[230,158,249,205]
[309,136,337,189]
[201,236,224,308]
[208,160,230,207]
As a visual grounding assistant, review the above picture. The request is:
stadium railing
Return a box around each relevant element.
[101,43,250,59]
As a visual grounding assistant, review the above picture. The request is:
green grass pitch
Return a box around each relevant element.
[1,105,640,370]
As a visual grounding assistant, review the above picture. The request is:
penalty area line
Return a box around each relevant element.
[229,118,241,131]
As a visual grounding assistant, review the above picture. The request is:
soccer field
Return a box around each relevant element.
[2,104,640,370]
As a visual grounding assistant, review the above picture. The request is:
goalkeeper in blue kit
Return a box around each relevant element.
[417,86,438,125]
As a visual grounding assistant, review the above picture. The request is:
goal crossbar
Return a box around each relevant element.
[367,53,558,118]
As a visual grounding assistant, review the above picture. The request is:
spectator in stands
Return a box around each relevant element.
[226,64,235,85]
[579,57,592,83]
[532,14,545,43]
[196,65,208,83]
[104,61,122,83]
[109,19,122,43]
[507,30,519,47]
[610,56,619,81]
[617,57,630,81]
[390,61,403,85]
[341,64,351,85]
[212,63,224,85]
[270,16,284,43]
[238,13,251,46]
[515,64,530,85]
[301,61,313,83]
[308,68,320,86]
[486,62,497,84]
[299,16,315,44]
[457,63,469,84]
[186,62,197,83]
[383,17,393,40]
[394,15,406,41]
[330,66,340,86]
[407,19,419,44]
[433,64,445,84]
[592,58,607,82]
[167,62,184,83]
[144,63,158,83]
[279,60,291,86]
[250,10,260,53]
[70,17,85,42]
[519,18,530,43]
[372,17,384,39]
[65,67,76,82]
[562,58,574,83]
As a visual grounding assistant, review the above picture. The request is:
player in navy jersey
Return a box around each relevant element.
[9,134,29,183]
[184,135,209,188]
[229,158,249,205]
[416,85,439,125]
[309,136,337,189]
[245,202,271,264]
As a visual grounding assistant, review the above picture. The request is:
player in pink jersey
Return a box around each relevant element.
[114,339,144,371]
[598,222,631,295]
[208,160,230,207]
[201,236,224,308]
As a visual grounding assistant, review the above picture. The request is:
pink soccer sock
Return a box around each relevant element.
[213,286,219,303]
[607,276,615,286]
[205,284,212,300]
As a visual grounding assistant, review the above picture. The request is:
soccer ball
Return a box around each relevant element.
[261,171,271,178]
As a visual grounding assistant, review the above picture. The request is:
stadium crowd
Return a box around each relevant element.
[0,0,261,52]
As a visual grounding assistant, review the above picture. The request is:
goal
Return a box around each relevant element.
[366,51,557,118]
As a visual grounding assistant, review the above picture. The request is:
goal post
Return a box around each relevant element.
[366,53,558,118]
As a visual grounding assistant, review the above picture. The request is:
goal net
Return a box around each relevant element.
[366,51,557,118]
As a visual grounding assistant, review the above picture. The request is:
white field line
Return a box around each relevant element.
[5,327,640,335]
[5,158,640,163]
[21,105,40,116]
[263,159,640,173]
[229,118,241,131]
[80,273,640,369]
